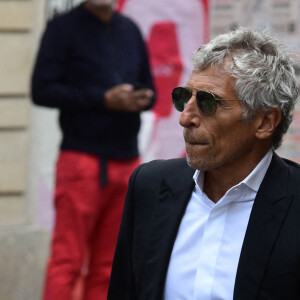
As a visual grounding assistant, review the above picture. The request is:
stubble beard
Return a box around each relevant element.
[186,150,218,171]
[184,129,217,171]
[186,137,254,173]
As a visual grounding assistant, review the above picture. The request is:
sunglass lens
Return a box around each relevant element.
[196,91,216,116]
[171,87,191,112]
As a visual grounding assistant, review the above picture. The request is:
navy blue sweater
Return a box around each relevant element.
[31,4,155,159]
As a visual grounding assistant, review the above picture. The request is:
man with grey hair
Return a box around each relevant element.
[108,27,300,300]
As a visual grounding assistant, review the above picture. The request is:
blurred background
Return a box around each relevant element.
[0,0,299,299]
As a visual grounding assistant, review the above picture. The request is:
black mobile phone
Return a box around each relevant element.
[134,83,149,90]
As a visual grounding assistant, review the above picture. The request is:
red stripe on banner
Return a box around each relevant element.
[147,22,183,118]
[116,0,127,12]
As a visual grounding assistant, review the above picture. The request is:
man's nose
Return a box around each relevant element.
[179,96,202,128]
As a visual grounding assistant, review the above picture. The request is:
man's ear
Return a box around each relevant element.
[255,108,281,140]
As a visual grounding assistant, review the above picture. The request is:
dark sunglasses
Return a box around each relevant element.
[171,87,241,116]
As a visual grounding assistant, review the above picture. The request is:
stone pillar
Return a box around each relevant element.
[0,1,51,299]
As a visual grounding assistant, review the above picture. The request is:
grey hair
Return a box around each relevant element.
[192,27,298,149]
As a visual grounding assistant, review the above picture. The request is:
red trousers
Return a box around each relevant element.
[42,151,140,300]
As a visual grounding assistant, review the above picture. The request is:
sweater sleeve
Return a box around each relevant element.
[31,17,106,110]
[135,27,156,111]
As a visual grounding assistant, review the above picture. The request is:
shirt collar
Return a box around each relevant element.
[240,148,273,192]
[193,149,273,194]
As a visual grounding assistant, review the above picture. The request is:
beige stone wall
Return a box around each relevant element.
[0,0,37,222]
[0,0,49,299]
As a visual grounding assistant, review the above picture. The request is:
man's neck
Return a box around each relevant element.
[203,147,271,203]
[84,1,115,23]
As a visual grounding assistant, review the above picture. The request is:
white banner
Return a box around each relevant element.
[118,0,209,161]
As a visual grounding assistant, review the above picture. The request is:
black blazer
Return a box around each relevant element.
[108,153,300,300]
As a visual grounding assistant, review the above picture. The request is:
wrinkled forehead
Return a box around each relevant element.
[192,59,235,84]
[194,55,234,74]
[188,64,238,98]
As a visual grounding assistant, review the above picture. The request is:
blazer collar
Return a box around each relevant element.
[234,153,292,299]
[142,160,195,299]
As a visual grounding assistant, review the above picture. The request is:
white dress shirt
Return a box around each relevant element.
[164,149,273,300]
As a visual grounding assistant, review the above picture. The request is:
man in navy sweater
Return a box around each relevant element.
[31,0,155,299]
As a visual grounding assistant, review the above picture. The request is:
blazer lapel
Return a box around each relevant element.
[143,163,195,300]
[234,153,293,300]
